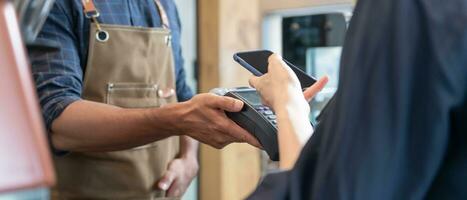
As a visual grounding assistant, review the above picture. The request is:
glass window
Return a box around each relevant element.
[282,13,348,121]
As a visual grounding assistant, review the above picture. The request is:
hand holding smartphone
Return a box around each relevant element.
[233,50,317,89]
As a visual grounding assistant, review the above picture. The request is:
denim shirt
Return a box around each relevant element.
[29,0,193,131]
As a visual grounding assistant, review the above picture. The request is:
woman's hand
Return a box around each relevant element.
[248,54,328,169]
[249,54,328,109]
[248,54,303,110]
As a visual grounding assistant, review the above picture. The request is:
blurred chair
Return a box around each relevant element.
[0,1,55,199]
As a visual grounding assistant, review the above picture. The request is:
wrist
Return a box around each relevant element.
[274,93,312,145]
[180,151,198,161]
[180,136,199,158]
[145,102,188,136]
[274,91,310,117]
[180,152,199,176]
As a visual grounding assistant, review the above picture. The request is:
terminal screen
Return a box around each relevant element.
[237,91,263,106]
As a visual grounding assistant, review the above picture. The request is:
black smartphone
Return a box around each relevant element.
[233,50,316,89]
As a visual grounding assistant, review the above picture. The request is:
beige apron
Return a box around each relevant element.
[52,1,180,199]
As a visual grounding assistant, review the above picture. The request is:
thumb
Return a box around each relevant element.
[303,76,329,101]
[157,171,176,191]
[212,96,244,112]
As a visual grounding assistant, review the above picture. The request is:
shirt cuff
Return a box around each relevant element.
[42,95,81,156]
[247,171,290,200]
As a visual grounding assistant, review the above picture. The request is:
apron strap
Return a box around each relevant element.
[81,0,102,31]
[81,0,99,18]
[80,0,170,29]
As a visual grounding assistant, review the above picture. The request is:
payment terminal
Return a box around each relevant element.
[211,87,279,161]
[211,50,317,161]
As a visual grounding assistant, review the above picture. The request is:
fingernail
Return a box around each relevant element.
[233,100,243,110]
[159,182,168,190]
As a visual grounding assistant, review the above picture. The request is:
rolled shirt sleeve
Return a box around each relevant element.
[29,2,83,132]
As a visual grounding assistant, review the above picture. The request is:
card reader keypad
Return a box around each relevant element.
[255,106,277,127]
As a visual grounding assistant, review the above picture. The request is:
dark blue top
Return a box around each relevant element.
[28,0,193,131]
[249,0,467,199]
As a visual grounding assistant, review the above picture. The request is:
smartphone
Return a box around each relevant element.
[233,50,316,89]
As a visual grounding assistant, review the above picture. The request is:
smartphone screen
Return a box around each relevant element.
[234,50,316,88]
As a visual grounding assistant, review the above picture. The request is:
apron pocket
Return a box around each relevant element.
[106,82,171,150]
[106,82,160,108]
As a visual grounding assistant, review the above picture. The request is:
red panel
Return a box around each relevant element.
[0,1,55,193]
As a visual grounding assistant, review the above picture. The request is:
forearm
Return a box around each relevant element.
[51,100,184,152]
[274,91,313,170]
[179,136,199,158]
